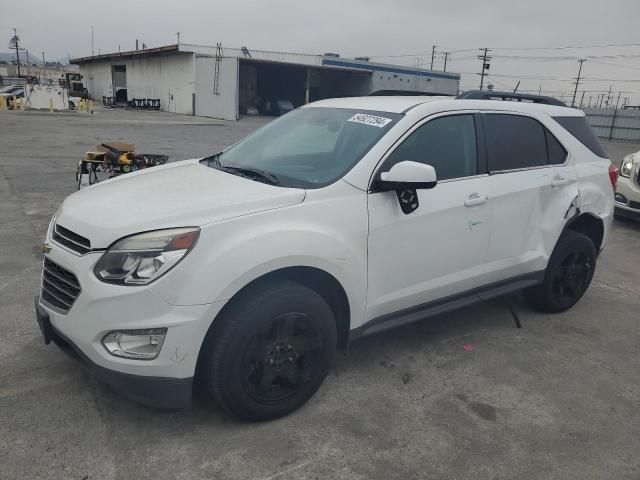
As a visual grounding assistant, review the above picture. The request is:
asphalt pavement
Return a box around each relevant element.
[1,107,639,480]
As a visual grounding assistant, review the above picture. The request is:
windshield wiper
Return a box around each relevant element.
[202,155,280,186]
[222,165,281,186]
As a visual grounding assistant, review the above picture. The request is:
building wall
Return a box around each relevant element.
[370,70,459,95]
[322,58,460,95]
[181,43,323,67]
[80,54,195,114]
[194,56,239,120]
[82,62,113,100]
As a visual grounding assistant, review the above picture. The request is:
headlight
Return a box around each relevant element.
[620,156,634,178]
[94,227,200,285]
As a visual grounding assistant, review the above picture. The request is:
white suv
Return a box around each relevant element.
[35,96,616,420]
[615,150,640,220]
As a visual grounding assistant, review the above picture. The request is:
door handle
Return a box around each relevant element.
[464,193,488,207]
[551,177,571,187]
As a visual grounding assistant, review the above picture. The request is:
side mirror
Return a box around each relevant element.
[377,161,437,192]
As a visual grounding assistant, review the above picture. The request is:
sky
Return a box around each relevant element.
[2,0,640,104]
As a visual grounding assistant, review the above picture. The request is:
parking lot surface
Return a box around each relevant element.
[1,108,639,480]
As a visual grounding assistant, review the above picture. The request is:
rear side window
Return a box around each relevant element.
[546,130,568,165]
[552,116,607,158]
[484,114,547,171]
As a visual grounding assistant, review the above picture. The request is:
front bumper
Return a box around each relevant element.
[36,243,227,409]
[615,204,640,221]
[36,298,193,409]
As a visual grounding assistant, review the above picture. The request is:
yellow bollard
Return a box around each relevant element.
[19,97,25,111]
[49,98,53,112]
[0,96,6,110]
[12,95,16,110]
[79,99,85,111]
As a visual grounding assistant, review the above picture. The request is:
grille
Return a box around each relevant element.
[41,257,81,312]
[52,224,91,255]
[629,200,640,210]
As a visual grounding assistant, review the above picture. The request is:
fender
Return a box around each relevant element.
[150,191,369,327]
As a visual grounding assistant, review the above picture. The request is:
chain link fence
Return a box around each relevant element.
[583,107,640,143]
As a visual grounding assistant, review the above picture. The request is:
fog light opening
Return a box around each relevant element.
[614,193,627,205]
[102,328,167,360]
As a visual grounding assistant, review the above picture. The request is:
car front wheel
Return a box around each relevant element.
[200,281,337,421]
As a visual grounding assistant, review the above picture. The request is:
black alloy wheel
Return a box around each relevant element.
[524,230,597,313]
[201,281,337,421]
[241,312,322,405]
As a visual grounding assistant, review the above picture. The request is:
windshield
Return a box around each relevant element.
[204,107,401,188]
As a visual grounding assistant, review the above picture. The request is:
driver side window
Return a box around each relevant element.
[385,114,478,180]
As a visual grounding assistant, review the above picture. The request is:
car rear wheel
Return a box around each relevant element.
[524,230,596,313]
[200,281,337,421]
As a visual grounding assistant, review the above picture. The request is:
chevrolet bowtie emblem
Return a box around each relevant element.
[41,242,52,254]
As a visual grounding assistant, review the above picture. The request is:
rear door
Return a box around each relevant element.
[481,112,578,282]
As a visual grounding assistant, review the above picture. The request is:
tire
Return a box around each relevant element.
[524,230,597,313]
[200,281,337,421]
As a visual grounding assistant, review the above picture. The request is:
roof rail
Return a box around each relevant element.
[457,90,566,106]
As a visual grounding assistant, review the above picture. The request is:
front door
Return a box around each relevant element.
[366,113,493,321]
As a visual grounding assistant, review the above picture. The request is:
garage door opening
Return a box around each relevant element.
[238,60,371,117]
[112,65,127,104]
[308,68,371,102]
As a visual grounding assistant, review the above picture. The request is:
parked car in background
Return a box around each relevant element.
[614,150,640,221]
[35,95,615,421]
[0,84,25,96]
[1,87,25,110]
[259,97,294,116]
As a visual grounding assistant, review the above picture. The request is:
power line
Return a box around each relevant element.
[485,76,513,90]
[491,42,640,51]
[587,59,640,71]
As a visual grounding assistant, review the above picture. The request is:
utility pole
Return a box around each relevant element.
[443,52,448,72]
[9,28,22,77]
[477,48,492,91]
[430,45,437,70]
[91,25,94,56]
[176,32,180,44]
[571,58,585,107]
[579,90,585,108]
[42,51,46,83]
[538,84,542,95]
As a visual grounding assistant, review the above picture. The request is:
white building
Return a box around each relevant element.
[72,43,460,121]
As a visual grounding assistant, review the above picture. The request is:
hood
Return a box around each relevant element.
[56,159,305,248]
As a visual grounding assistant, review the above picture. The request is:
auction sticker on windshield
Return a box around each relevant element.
[347,113,393,128]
